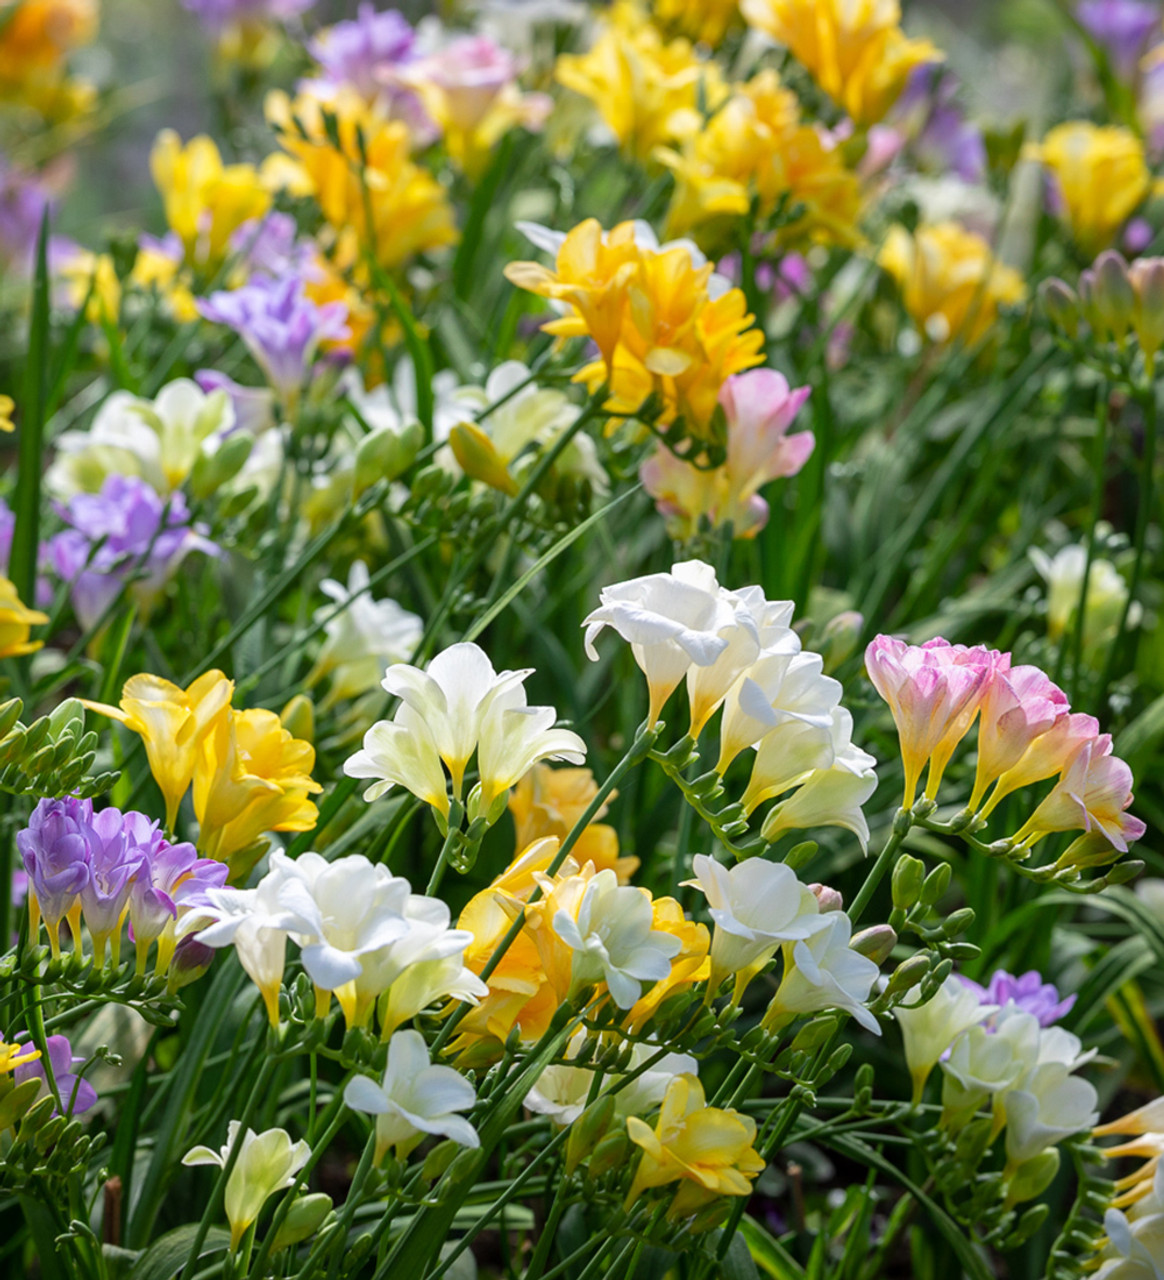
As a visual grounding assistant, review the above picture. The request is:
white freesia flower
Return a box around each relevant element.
[718,649,841,774]
[343,642,586,819]
[939,1011,1041,1128]
[1003,1063,1099,1165]
[684,853,825,997]
[47,379,236,498]
[768,911,882,1034]
[1095,1167,1164,1280]
[344,1029,479,1162]
[759,716,878,851]
[309,563,423,705]
[183,1120,310,1250]
[894,976,997,1102]
[552,868,681,1009]
[1030,544,1139,649]
[583,561,759,726]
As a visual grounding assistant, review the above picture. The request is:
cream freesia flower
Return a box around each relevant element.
[343,1029,479,1163]
[767,911,881,1034]
[894,976,996,1103]
[183,1120,310,1250]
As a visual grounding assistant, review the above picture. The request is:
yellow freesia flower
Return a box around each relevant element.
[624,896,709,1033]
[0,0,96,119]
[56,248,121,326]
[652,0,739,46]
[626,1073,765,1218]
[740,0,940,124]
[0,395,13,432]
[130,243,199,323]
[193,708,321,874]
[0,577,49,659]
[83,671,235,830]
[879,221,1027,346]
[149,131,273,273]
[510,764,639,883]
[265,89,458,272]
[0,1040,40,1076]
[1024,122,1153,255]
[555,2,727,162]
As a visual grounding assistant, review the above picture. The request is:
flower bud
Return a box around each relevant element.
[892,855,925,911]
[586,1127,630,1180]
[851,924,897,965]
[354,422,423,495]
[919,862,951,906]
[189,432,255,500]
[941,907,975,938]
[886,953,930,996]
[1038,278,1080,338]
[789,1015,838,1053]
[1006,1149,1061,1206]
[1129,257,1164,372]
[449,422,518,495]
[1091,250,1135,343]
[565,1095,615,1174]
[0,1077,43,1132]
[270,1193,333,1252]
[819,611,863,673]
[280,695,315,746]
[809,882,844,912]
[166,936,215,993]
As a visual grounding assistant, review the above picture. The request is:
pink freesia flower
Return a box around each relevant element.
[1015,734,1146,853]
[641,369,814,540]
[983,711,1100,815]
[970,664,1070,810]
[865,636,993,807]
[410,35,519,130]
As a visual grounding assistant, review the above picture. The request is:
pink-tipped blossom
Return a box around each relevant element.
[970,664,1070,809]
[1015,734,1146,853]
[411,35,520,131]
[642,369,814,541]
[984,711,1101,814]
[865,636,994,808]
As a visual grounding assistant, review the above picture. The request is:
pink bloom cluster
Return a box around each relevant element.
[866,636,1145,852]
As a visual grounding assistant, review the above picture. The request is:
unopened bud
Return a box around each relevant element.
[565,1096,615,1175]
[782,840,817,870]
[449,422,518,495]
[271,1194,333,1252]
[789,1016,838,1053]
[1006,1149,1061,1207]
[1130,257,1164,371]
[354,422,423,495]
[809,882,843,912]
[892,855,925,910]
[280,694,314,745]
[851,924,897,965]
[166,935,215,993]
[587,1127,629,1180]
[1038,278,1080,338]
[1091,250,1135,343]
[189,432,255,500]
[941,907,975,938]
[819,611,863,673]
[887,954,930,996]
[919,862,951,906]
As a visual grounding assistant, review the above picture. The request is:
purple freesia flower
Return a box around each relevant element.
[195,370,277,436]
[230,213,314,281]
[17,798,95,951]
[128,830,227,968]
[47,475,217,631]
[167,934,216,992]
[0,162,54,276]
[959,969,1076,1028]
[79,809,156,961]
[896,65,986,183]
[1078,0,1160,78]
[181,0,315,32]
[15,1035,97,1117]
[198,274,351,405]
[309,4,413,95]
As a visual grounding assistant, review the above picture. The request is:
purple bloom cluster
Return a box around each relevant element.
[959,969,1076,1028]
[230,213,314,281]
[199,274,350,403]
[181,0,315,32]
[896,65,986,183]
[0,161,55,276]
[18,797,226,967]
[16,1034,97,1117]
[47,475,217,631]
[1078,0,1160,78]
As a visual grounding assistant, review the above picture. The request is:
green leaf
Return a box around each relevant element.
[738,1216,806,1280]
[129,1225,230,1280]
[719,1228,762,1280]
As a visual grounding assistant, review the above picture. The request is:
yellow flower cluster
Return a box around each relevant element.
[265,88,458,273]
[657,69,863,246]
[85,672,321,878]
[651,0,740,47]
[452,839,709,1059]
[504,218,764,439]
[879,221,1027,346]
[0,577,49,659]
[741,0,940,125]
[0,0,97,120]
[555,3,727,163]
[1024,122,1155,256]
[150,132,274,276]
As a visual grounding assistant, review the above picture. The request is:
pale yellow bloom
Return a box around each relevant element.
[193,708,322,873]
[626,1073,764,1218]
[0,577,48,659]
[56,249,121,326]
[555,3,727,162]
[741,0,940,124]
[879,222,1027,346]
[1025,123,1153,255]
[83,671,235,830]
[624,896,709,1033]
[149,131,273,273]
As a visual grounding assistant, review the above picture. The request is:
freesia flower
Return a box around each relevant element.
[983,710,1101,814]
[343,1029,479,1163]
[1078,0,1159,77]
[1013,734,1145,853]
[0,576,48,658]
[1025,122,1153,253]
[939,1010,1041,1130]
[625,1073,765,1219]
[767,911,882,1033]
[894,975,996,1102]
[193,708,322,872]
[306,4,425,129]
[958,970,1076,1029]
[865,635,994,808]
[48,475,218,632]
[83,670,234,830]
[344,641,585,821]
[183,1120,311,1251]
[127,836,227,974]
[685,854,825,1000]
[583,561,758,727]
[1030,544,1134,653]
[18,797,95,956]
[15,1033,97,1117]
[970,665,1069,810]
[0,1039,40,1077]
[199,274,351,409]
[1003,1064,1099,1167]
[642,368,813,541]
[550,868,681,1009]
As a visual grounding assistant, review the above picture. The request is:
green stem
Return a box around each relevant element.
[849,811,913,926]
[1063,383,1108,699]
